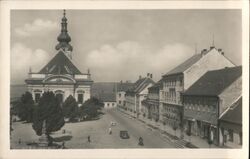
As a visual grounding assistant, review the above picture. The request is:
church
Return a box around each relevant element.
[25,10,93,105]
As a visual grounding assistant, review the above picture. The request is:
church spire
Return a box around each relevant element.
[55,9,73,55]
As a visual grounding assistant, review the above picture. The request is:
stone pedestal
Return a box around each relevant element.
[38,120,49,147]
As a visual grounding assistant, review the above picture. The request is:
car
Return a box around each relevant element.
[120,130,130,139]
[110,121,117,126]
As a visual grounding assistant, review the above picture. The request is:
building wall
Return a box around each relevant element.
[218,77,242,115]
[184,49,235,90]
[116,91,126,107]
[104,102,117,109]
[27,84,91,104]
[137,83,154,117]
[183,96,218,125]
[125,94,136,113]
[159,74,183,131]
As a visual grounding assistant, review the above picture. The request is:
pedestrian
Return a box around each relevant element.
[88,135,91,143]
[109,127,112,135]
[62,141,65,149]
[18,138,21,144]
[138,137,144,146]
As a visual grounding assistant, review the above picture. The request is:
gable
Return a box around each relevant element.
[43,75,76,84]
[183,48,235,90]
[39,51,82,75]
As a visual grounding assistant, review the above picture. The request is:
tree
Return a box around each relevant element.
[32,91,65,137]
[12,92,35,122]
[62,95,78,122]
[79,97,103,120]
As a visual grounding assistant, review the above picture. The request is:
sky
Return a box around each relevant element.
[11,9,242,84]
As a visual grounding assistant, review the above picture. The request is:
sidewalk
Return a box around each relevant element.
[117,108,220,148]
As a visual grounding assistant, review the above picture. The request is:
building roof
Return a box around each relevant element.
[220,97,242,125]
[164,54,202,76]
[148,79,163,91]
[39,51,82,74]
[127,77,155,94]
[100,93,116,102]
[117,82,134,92]
[184,66,242,96]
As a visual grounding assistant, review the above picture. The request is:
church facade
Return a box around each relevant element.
[25,10,93,105]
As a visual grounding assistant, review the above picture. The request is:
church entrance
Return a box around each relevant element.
[56,93,63,104]
[55,90,64,104]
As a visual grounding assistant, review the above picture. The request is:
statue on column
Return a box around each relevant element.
[38,120,49,147]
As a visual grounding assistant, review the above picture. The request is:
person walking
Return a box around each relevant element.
[138,137,144,146]
[109,127,112,135]
[88,135,91,143]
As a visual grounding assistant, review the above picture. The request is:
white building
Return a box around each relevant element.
[25,10,93,105]
[159,46,235,137]
[125,74,155,118]
[116,81,133,110]
[100,93,117,109]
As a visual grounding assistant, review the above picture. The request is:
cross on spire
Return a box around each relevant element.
[55,9,73,53]
[63,9,66,17]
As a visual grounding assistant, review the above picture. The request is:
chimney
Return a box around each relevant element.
[147,73,150,77]
[221,52,224,55]
[218,48,222,52]
[201,49,207,56]
[150,74,153,79]
[210,46,215,50]
[139,75,142,79]
[120,80,123,84]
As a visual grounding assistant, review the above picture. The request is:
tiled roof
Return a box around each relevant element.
[220,97,242,125]
[100,93,116,102]
[184,66,242,96]
[127,77,155,94]
[39,51,82,74]
[164,54,202,76]
[117,82,134,92]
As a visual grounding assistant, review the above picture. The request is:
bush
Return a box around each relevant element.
[62,95,78,122]
[12,92,35,122]
[78,97,103,120]
[32,91,65,136]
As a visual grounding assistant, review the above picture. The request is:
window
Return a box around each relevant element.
[119,101,122,104]
[112,103,115,106]
[35,93,40,103]
[107,103,110,106]
[78,94,83,103]
[119,93,121,98]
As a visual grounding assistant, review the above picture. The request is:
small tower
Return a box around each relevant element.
[55,9,73,59]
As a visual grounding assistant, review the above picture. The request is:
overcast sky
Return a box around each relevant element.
[11,9,241,84]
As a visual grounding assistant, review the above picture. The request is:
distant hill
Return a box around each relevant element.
[10,82,119,99]
[91,82,116,99]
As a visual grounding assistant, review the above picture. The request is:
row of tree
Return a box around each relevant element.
[11,91,104,136]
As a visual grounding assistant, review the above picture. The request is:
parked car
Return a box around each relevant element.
[110,121,117,126]
[120,130,130,139]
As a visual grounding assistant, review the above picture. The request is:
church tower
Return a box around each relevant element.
[55,10,73,59]
[25,10,93,105]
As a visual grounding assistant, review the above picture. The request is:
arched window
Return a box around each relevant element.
[55,90,64,103]
[33,89,42,103]
[77,90,85,103]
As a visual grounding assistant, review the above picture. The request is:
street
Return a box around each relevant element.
[11,108,175,149]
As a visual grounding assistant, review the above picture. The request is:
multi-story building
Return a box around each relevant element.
[116,81,133,110]
[141,79,163,122]
[219,97,242,148]
[159,46,235,137]
[183,66,242,146]
[25,10,93,105]
[125,74,155,118]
